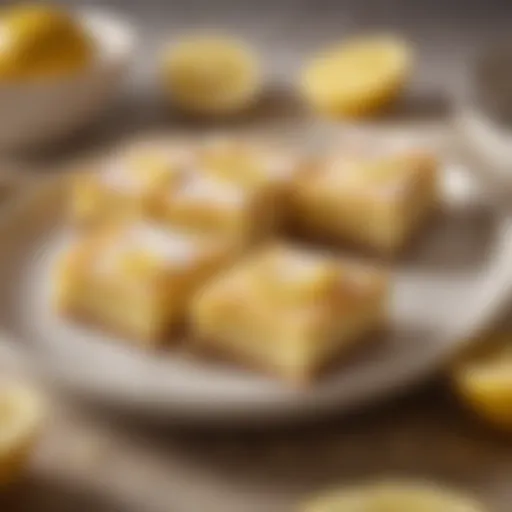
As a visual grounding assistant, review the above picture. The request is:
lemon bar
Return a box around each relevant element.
[154,169,279,244]
[192,244,388,383]
[289,150,439,255]
[54,222,235,346]
[71,139,196,225]
[198,135,302,235]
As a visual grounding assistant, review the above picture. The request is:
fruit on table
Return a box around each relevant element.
[453,332,512,430]
[0,383,46,487]
[300,35,412,119]
[0,4,93,80]
[302,480,485,512]
[160,35,261,116]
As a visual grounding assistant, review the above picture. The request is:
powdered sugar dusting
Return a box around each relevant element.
[158,144,197,169]
[93,223,199,276]
[99,143,197,193]
[269,247,330,285]
[202,134,298,181]
[128,223,199,264]
[323,157,362,186]
[100,159,140,193]
[201,133,235,152]
[177,172,244,206]
[322,153,412,199]
[93,239,126,277]
[261,151,298,180]
[129,138,196,165]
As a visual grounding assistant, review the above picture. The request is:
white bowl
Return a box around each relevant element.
[0,9,136,152]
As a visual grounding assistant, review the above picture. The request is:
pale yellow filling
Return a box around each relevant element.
[59,282,180,345]
[293,159,437,253]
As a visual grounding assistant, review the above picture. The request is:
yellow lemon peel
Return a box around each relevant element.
[301,35,412,119]
[160,35,261,116]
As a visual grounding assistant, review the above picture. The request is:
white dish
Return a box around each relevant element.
[0,164,510,426]
[455,39,512,200]
[455,109,512,203]
[0,8,136,151]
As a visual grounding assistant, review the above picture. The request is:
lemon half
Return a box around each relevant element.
[453,332,512,430]
[0,384,45,486]
[160,35,261,116]
[0,4,93,80]
[303,480,485,512]
[301,35,412,119]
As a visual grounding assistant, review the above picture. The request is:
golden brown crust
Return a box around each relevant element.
[55,303,179,349]
[286,200,441,262]
[190,323,388,387]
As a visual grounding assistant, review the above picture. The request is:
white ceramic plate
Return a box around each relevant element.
[0,163,511,426]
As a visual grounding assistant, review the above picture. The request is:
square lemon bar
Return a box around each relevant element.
[54,221,236,346]
[71,139,195,225]
[191,244,389,383]
[154,169,280,244]
[289,150,439,255]
[198,135,303,230]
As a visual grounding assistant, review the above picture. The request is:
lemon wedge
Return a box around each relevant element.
[303,480,485,512]
[453,332,512,429]
[160,35,261,116]
[0,383,45,486]
[0,4,93,80]
[300,35,412,119]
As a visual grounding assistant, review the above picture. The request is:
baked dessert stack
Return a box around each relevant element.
[59,136,301,347]
[55,135,439,383]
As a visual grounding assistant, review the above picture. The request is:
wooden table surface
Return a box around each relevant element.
[1,348,512,512]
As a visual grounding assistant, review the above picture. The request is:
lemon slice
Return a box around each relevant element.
[300,35,412,119]
[160,35,261,116]
[453,332,512,429]
[0,383,45,486]
[303,480,485,512]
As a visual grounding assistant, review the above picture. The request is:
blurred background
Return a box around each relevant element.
[1,1,512,512]
[22,0,512,146]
